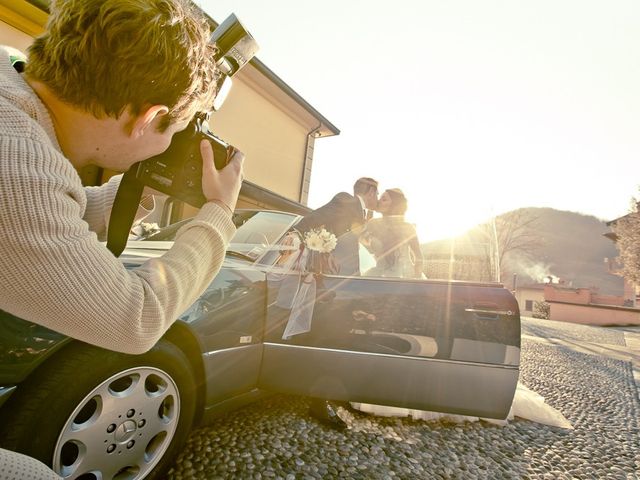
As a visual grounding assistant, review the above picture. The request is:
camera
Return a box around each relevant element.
[107,14,259,256]
[130,113,232,208]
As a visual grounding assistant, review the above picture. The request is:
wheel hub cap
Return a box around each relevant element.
[115,420,138,443]
[52,366,180,480]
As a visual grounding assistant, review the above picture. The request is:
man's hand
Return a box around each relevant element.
[200,140,244,214]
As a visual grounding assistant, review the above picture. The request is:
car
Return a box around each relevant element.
[0,209,521,479]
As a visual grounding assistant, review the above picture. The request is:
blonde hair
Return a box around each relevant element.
[384,188,408,215]
[27,0,220,130]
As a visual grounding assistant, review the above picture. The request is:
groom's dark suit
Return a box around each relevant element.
[294,192,366,276]
[294,192,365,238]
[294,192,368,429]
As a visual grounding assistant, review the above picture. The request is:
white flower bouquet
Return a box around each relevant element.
[302,227,339,275]
[303,227,337,253]
[130,221,160,239]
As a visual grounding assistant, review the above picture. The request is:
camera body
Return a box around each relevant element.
[132,113,230,208]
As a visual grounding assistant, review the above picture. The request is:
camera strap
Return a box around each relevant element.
[106,168,144,257]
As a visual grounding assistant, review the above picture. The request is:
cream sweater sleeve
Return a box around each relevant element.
[83,174,122,235]
[0,137,235,355]
[83,174,157,240]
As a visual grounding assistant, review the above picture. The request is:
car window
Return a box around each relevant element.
[142,210,300,262]
[229,211,299,260]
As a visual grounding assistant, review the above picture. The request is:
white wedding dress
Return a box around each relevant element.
[351,382,572,429]
[364,242,419,278]
[361,217,423,279]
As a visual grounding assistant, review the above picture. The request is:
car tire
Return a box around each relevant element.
[0,340,197,480]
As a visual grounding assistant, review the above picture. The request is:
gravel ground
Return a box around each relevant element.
[521,320,627,346]
[167,319,640,479]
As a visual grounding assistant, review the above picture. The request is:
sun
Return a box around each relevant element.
[410,216,475,243]
[405,205,494,244]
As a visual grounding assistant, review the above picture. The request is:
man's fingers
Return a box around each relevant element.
[200,140,244,208]
[227,147,245,169]
[224,147,245,181]
[200,139,216,175]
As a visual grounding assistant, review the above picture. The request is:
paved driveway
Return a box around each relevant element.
[168,317,640,479]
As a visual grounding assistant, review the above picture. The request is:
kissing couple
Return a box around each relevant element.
[294,177,424,280]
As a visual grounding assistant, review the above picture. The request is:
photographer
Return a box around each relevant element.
[0,0,243,476]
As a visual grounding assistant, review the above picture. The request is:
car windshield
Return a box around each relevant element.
[142,210,300,262]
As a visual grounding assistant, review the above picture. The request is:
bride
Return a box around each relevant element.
[362,188,424,279]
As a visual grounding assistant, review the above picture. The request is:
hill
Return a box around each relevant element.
[423,207,624,294]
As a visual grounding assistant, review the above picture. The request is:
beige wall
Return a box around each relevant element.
[544,284,625,307]
[544,285,591,304]
[549,302,640,326]
[0,15,36,50]
[515,288,545,316]
[212,75,310,203]
[591,293,624,307]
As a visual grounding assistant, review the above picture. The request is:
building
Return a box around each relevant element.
[543,284,640,326]
[514,280,640,325]
[514,283,545,317]
[0,0,339,221]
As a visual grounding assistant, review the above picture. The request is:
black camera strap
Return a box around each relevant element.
[106,168,144,257]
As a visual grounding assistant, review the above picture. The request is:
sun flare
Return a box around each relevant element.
[405,203,495,244]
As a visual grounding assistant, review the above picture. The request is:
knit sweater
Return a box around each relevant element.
[0,46,236,355]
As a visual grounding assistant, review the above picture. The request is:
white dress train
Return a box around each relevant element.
[351,382,573,429]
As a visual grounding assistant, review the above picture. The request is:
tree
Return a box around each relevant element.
[473,209,543,282]
[533,300,550,319]
[612,201,640,284]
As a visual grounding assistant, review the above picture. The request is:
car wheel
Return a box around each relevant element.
[0,340,197,480]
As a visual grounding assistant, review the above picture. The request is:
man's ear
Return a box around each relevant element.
[130,105,169,139]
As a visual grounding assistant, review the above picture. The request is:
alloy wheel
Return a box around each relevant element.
[52,366,180,480]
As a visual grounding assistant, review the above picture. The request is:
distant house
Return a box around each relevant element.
[543,284,639,326]
[514,283,546,316]
[514,280,640,325]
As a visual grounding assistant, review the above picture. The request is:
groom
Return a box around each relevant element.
[295,177,379,276]
[294,177,379,429]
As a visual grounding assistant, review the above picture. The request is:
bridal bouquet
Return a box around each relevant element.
[130,221,160,239]
[302,227,338,275]
[303,227,338,253]
[278,227,338,340]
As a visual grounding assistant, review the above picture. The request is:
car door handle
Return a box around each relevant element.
[465,308,514,315]
[465,307,515,320]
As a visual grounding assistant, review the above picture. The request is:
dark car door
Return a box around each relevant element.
[178,262,266,405]
[258,260,520,419]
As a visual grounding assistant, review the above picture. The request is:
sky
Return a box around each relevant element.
[198,0,640,241]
